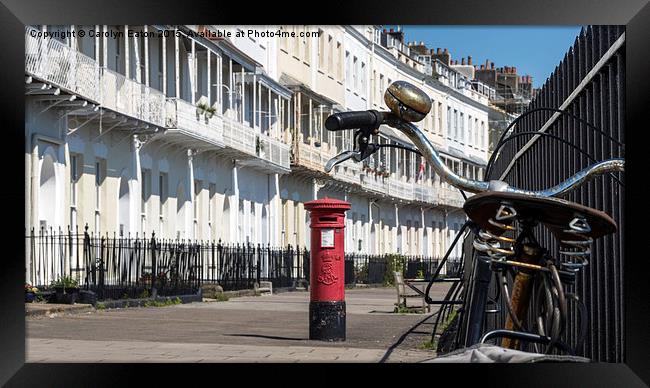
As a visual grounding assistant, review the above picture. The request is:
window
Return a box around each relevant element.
[352,56,358,91]
[481,121,486,149]
[327,35,334,73]
[460,112,464,143]
[318,30,326,69]
[70,154,80,206]
[360,62,366,93]
[336,42,342,80]
[446,107,451,137]
[438,103,443,135]
[159,172,168,221]
[94,159,105,210]
[70,154,81,231]
[454,109,458,140]
[345,51,350,88]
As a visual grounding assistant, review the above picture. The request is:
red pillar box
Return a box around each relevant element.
[304,197,351,341]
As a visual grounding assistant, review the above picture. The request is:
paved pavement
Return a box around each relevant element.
[26,285,450,363]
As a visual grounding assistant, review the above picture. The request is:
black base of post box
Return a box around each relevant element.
[309,301,346,341]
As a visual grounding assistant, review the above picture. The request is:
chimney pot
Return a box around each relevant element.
[443,48,448,54]
[491,62,495,69]
[461,58,465,65]
[390,28,394,33]
[480,64,485,70]
[437,47,441,54]
[468,56,472,65]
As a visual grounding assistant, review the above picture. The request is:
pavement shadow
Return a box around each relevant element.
[225,333,306,341]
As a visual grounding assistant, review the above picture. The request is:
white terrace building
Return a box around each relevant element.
[24,25,490,269]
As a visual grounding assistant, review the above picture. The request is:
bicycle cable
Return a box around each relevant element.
[486,106,625,179]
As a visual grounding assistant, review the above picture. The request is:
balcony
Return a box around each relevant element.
[292,140,335,174]
[222,116,291,173]
[359,171,388,195]
[222,116,257,156]
[100,68,167,128]
[435,184,466,208]
[387,176,414,201]
[414,184,435,203]
[25,27,167,130]
[25,27,99,102]
[164,98,224,148]
[256,134,291,171]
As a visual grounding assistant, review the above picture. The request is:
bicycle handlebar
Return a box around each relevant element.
[325,111,624,198]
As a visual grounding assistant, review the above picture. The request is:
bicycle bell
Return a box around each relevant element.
[384,81,432,122]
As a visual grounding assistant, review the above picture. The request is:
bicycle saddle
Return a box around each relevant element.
[463,191,617,241]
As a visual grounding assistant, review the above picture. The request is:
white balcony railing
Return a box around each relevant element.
[25,27,99,102]
[166,98,223,145]
[293,140,335,172]
[100,68,167,128]
[257,134,291,169]
[26,28,167,128]
[414,184,435,203]
[360,172,388,194]
[387,176,414,201]
[222,116,257,156]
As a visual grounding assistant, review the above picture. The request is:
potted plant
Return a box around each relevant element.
[25,283,38,303]
[50,275,80,304]
[204,105,217,119]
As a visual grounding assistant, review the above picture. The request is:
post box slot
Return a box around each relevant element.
[319,217,337,223]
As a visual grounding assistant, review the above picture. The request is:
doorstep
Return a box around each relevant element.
[25,303,94,317]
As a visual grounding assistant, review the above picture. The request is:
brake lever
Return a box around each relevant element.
[324,150,362,173]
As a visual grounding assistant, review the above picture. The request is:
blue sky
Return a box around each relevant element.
[394,26,583,88]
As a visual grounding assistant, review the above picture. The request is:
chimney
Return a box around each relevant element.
[468,56,472,65]
[389,28,394,33]
[480,64,485,70]
[437,47,441,54]
[491,62,495,70]
[443,48,449,54]
[461,58,465,65]
[513,67,517,74]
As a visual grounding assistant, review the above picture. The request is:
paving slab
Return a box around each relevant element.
[26,285,451,363]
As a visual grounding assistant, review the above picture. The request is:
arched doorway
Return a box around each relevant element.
[38,153,57,231]
[118,175,130,236]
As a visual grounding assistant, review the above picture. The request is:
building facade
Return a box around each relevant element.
[25,25,491,282]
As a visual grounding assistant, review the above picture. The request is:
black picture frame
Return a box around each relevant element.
[1,0,648,386]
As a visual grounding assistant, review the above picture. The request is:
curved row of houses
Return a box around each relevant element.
[25,25,492,277]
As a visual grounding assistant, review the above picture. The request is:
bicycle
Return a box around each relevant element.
[323,80,624,358]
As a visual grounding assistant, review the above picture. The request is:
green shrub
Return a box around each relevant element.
[50,275,79,289]
[213,293,229,302]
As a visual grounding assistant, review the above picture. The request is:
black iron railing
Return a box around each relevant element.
[486,25,625,362]
[26,226,456,300]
